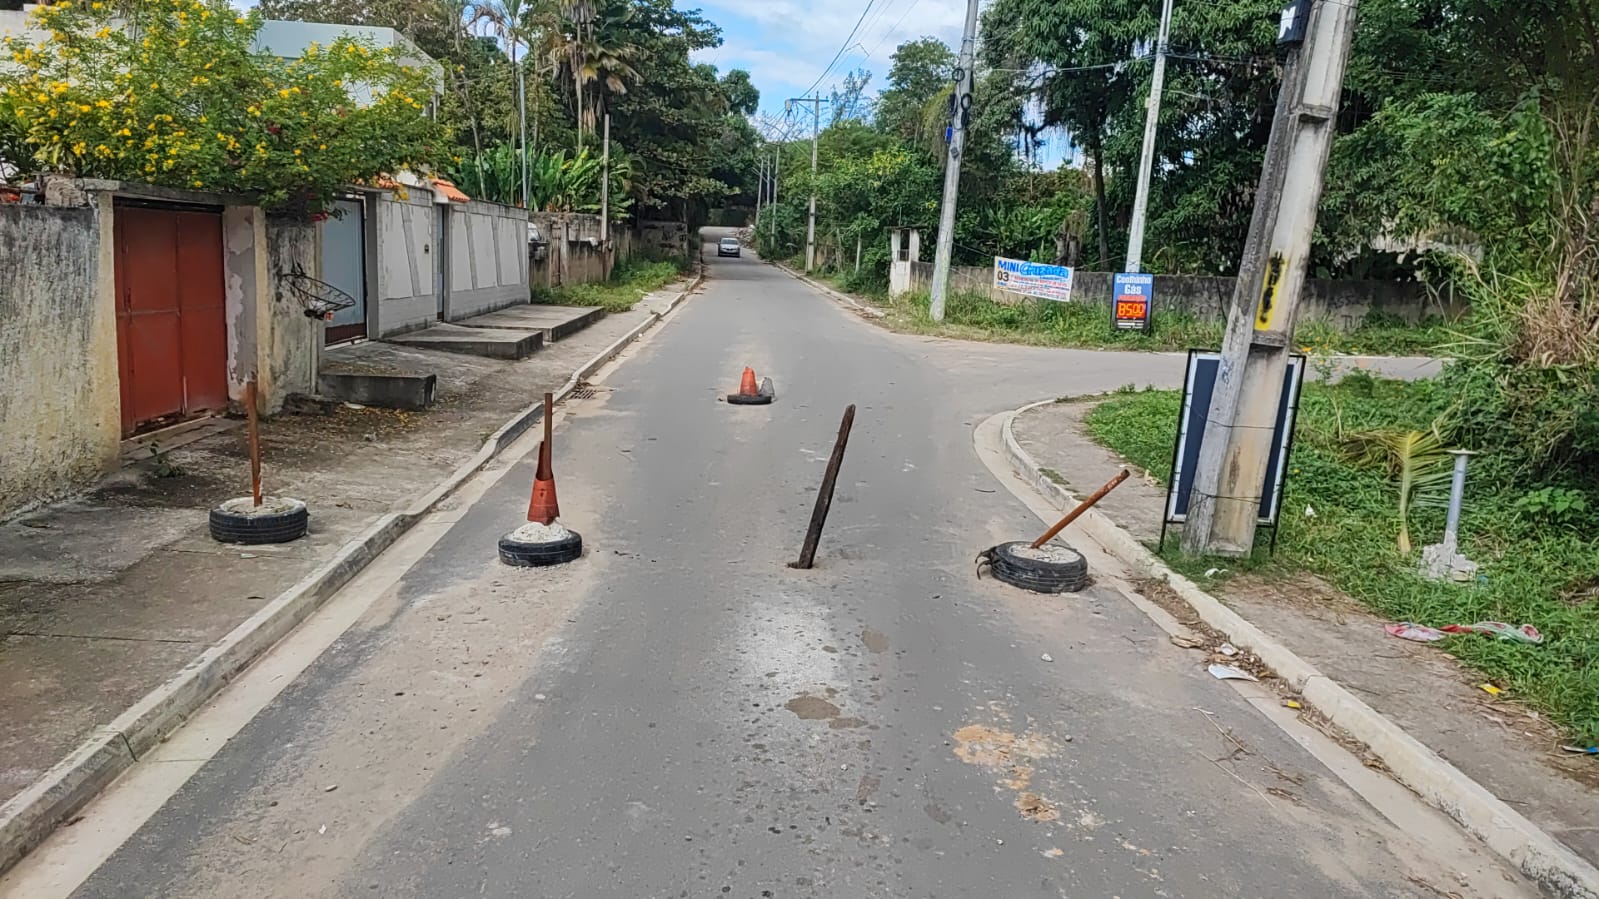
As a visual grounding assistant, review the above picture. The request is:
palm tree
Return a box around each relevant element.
[471,0,553,205]
[542,0,639,149]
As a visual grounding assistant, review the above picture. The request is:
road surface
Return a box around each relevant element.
[10,231,1524,898]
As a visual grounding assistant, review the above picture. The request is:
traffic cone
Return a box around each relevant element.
[526,438,560,525]
[738,366,759,397]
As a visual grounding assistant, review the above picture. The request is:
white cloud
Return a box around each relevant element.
[695,0,970,114]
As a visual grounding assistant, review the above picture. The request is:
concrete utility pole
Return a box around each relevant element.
[1123,0,1174,273]
[516,47,528,209]
[754,153,765,230]
[600,114,610,243]
[928,0,980,321]
[785,96,828,271]
[770,146,780,241]
[1182,0,1361,556]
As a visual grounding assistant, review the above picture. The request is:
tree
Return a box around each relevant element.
[0,0,447,214]
[719,68,758,116]
[829,68,872,125]
[543,0,642,145]
[875,38,955,142]
[601,0,733,221]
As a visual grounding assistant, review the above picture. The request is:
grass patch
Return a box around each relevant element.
[533,258,684,313]
[1084,378,1599,742]
[815,282,1457,356]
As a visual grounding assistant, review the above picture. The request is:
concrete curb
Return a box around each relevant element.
[997,399,1599,899]
[0,271,704,876]
[772,261,887,318]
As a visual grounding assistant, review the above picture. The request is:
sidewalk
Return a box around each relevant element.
[1013,397,1599,887]
[0,278,695,866]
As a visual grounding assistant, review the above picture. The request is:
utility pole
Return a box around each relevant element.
[754,153,765,231]
[784,96,829,271]
[1123,0,1174,273]
[928,0,980,321]
[600,113,610,244]
[516,45,528,209]
[770,146,780,242]
[806,98,820,271]
[1182,0,1360,556]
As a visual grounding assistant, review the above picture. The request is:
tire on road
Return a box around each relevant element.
[979,540,1090,594]
[209,497,309,545]
[499,531,583,567]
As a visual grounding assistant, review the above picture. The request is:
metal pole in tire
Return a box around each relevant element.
[246,378,262,507]
[792,404,855,570]
[1030,469,1129,548]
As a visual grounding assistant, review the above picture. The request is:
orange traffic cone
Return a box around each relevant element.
[738,366,759,397]
[526,439,560,525]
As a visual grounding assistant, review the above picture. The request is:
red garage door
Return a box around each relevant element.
[114,204,228,436]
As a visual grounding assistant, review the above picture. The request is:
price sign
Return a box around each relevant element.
[1112,272,1153,331]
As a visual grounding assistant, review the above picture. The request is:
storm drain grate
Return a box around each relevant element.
[568,386,604,400]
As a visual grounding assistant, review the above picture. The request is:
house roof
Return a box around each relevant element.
[431,177,470,204]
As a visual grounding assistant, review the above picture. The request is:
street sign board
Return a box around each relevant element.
[1165,351,1305,527]
[992,257,1074,302]
[1112,272,1153,331]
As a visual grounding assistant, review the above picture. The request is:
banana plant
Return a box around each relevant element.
[1339,419,1456,554]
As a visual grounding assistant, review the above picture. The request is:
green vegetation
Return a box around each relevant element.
[0,0,446,214]
[839,284,1454,356]
[534,257,681,313]
[1086,376,1599,742]
[3,0,760,225]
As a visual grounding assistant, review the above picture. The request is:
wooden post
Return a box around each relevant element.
[246,378,262,507]
[793,405,856,570]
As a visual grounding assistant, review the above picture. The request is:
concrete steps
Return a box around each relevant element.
[319,304,607,409]
[385,322,544,360]
[457,305,605,343]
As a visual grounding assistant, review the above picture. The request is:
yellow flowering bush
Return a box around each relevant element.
[0,0,448,214]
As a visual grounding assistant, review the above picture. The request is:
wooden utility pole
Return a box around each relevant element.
[1182,0,1360,556]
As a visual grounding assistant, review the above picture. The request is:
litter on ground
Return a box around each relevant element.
[1208,664,1259,683]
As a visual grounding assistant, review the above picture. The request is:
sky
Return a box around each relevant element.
[687,0,1071,167]
[233,0,1071,164]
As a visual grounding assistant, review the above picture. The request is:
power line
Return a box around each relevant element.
[802,0,877,97]
[863,0,924,60]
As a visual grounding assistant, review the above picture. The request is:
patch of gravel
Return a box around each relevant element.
[1009,542,1082,563]
[218,496,307,516]
[507,521,574,543]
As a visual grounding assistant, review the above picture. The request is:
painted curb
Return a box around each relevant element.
[0,271,704,876]
[997,399,1599,899]
[772,262,887,318]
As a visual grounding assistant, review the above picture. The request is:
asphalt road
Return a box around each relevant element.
[52,234,1521,898]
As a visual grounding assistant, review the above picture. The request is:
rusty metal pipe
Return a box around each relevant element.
[1031,469,1130,549]
[246,378,262,508]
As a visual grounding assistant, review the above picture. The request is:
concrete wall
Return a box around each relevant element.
[637,219,690,261]
[0,6,49,45]
[446,199,528,319]
[903,259,1459,330]
[0,201,119,518]
[528,212,612,291]
[0,179,319,516]
[264,217,320,402]
[372,187,439,336]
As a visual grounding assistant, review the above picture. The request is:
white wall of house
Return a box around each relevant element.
[446,199,528,319]
[372,186,439,336]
